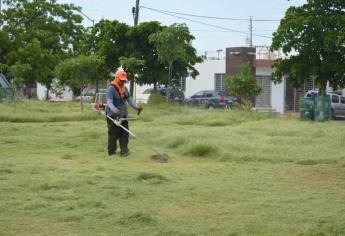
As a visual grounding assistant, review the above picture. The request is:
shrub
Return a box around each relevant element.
[148,91,165,105]
[185,144,219,157]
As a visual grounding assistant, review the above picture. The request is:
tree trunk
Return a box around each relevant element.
[95,80,99,93]
[45,86,50,101]
[319,80,327,96]
[129,74,134,97]
[167,61,173,102]
[80,87,84,111]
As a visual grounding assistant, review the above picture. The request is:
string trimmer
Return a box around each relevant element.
[93,101,169,162]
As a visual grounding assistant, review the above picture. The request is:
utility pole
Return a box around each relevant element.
[0,0,2,29]
[133,0,140,26]
[249,16,253,47]
[216,49,223,60]
[130,0,140,97]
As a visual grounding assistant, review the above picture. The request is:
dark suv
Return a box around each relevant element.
[184,90,237,109]
[158,87,185,104]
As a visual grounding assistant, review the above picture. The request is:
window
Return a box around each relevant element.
[205,92,213,97]
[214,73,225,91]
[332,95,340,103]
[193,91,204,98]
[341,97,345,104]
[180,77,186,92]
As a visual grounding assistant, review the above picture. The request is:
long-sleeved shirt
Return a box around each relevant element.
[106,85,138,118]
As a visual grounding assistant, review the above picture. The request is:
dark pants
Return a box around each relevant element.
[106,116,129,155]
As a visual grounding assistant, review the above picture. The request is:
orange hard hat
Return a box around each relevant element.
[115,70,128,82]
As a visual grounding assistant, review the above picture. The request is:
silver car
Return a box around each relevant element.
[305,90,345,119]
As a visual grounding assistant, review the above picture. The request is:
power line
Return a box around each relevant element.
[141,6,272,39]
[141,6,280,22]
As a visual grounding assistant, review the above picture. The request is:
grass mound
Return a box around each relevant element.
[185,144,219,157]
[136,172,169,183]
[0,100,100,123]
[118,212,156,226]
[0,168,13,174]
[166,137,185,148]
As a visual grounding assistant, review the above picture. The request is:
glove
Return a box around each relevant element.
[137,107,143,115]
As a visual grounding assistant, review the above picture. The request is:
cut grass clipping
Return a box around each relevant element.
[136,172,169,184]
[185,143,219,157]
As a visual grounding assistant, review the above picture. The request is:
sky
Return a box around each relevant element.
[57,0,307,58]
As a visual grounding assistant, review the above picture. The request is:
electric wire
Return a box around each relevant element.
[141,6,280,22]
[141,6,273,39]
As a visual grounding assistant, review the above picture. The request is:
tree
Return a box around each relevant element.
[81,19,129,72]
[271,0,345,95]
[56,55,106,111]
[119,56,145,96]
[225,62,262,107]
[0,0,84,98]
[149,23,202,94]
[126,21,166,92]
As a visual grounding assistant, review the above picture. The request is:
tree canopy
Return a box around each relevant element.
[0,1,202,99]
[149,23,203,88]
[126,21,166,91]
[0,0,84,97]
[271,0,345,95]
[56,54,106,110]
[81,19,130,72]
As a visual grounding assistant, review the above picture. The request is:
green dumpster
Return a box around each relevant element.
[300,97,315,120]
[314,96,331,122]
[0,88,15,101]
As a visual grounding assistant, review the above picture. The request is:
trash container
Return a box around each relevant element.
[314,96,331,122]
[300,97,315,121]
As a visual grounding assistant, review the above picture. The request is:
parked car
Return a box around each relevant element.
[75,89,106,102]
[158,87,185,103]
[184,90,237,109]
[305,90,345,119]
[136,87,185,104]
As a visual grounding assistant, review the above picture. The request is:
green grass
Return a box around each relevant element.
[0,100,345,235]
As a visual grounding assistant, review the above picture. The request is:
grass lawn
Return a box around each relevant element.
[0,100,345,236]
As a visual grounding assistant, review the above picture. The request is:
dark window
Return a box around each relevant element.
[341,97,345,104]
[332,95,340,103]
[180,77,186,92]
[194,91,204,98]
[205,92,213,97]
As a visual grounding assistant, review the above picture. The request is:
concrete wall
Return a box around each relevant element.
[185,59,225,98]
[226,47,255,76]
[271,77,286,114]
[37,82,73,100]
[255,67,271,77]
[256,66,286,114]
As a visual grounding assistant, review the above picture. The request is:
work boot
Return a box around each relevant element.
[120,152,129,158]
[108,151,116,158]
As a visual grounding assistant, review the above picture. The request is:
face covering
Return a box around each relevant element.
[111,77,126,99]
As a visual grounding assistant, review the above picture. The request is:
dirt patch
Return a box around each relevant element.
[151,154,169,163]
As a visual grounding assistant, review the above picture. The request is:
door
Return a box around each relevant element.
[331,95,341,117]
[255,76,271,107]
[340,96,345,116]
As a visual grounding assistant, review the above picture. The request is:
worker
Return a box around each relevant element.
[106,70,142,157]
